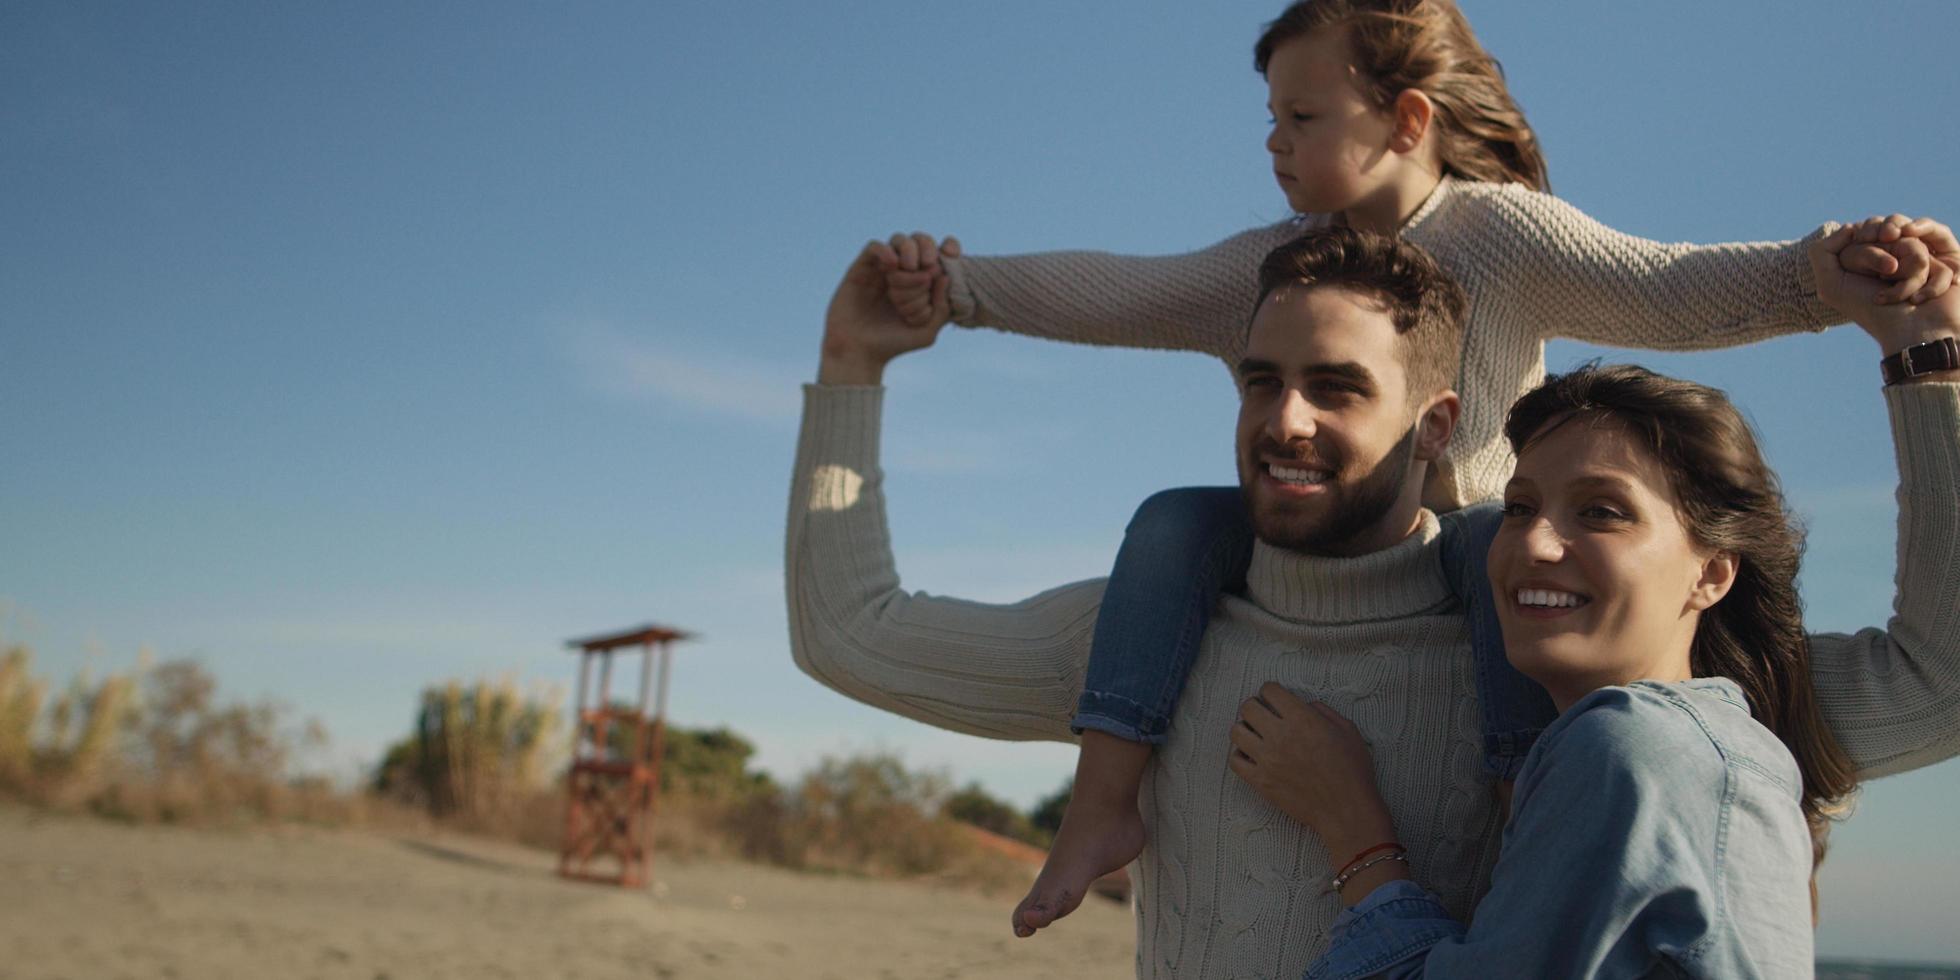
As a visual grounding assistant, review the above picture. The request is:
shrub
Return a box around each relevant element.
[372,678,563,836]
[945,782,1048,847]
[0,645,323,824]
[787,752,965,876]
[0,645,43,788]
[1030,778,1072,839]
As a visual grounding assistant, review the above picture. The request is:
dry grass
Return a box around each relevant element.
[0,645,350,827]
[0,645,48,787]
[4,644,1032,892]
[372,677,565,844]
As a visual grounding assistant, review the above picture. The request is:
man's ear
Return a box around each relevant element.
[1412,389,1460,462]
[1687,551,1739,613]
[1389,89,1435,154]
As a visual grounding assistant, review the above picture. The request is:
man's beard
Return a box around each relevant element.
[1241,424,1418,557]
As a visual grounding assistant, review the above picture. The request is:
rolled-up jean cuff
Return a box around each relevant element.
[1072,692,1170,745]
[1482,729,1542,781]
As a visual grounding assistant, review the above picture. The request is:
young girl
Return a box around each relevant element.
[865,0,1951,937]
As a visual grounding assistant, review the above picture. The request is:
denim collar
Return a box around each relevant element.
[1678,676,1752,715]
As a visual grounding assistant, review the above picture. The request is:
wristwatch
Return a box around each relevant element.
[1880,336,1960,385]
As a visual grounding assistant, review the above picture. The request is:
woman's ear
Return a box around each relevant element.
[1687,551,1739,612]
[1390,89,1435,154]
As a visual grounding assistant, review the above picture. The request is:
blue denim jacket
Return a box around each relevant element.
[1304,678,1816,980]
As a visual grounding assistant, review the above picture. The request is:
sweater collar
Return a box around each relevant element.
[1398,175,1452,235]
[1301,176,1452,237]
[1243,510,1452,624]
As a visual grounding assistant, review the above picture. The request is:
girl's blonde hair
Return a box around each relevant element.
[1254,0,1549,192]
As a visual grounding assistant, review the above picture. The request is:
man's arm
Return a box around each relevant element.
[784,245,1100,742]
[1805,221,1960,778]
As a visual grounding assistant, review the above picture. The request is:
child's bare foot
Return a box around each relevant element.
[1013,792,1144,936]
[1012,730,1151,938]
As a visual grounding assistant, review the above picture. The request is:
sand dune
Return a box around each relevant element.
[0,807,1135,980]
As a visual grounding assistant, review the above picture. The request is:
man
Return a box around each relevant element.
[786,226,1960,978]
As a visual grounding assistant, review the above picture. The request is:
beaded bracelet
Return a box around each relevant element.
[1333,841,1403,879]
[1325,850,1408,895]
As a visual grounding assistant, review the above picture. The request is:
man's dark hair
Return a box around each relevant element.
[1252,227,1468,401]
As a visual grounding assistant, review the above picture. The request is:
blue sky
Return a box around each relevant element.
[5,0,1959,961]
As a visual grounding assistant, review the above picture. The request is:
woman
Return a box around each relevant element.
[1224,223,1960,977]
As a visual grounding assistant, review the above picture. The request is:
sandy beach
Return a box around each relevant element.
[0,807,1135,980]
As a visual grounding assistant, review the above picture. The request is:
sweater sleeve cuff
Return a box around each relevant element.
[1885,379,1960,491]
[943,256,980,326]
[1794,223,1843,330]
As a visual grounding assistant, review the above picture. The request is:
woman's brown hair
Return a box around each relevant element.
[1503,364,1859,899]
[1255,0,1550,192]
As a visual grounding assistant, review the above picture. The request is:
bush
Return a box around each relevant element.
[0,645,326,824]
[0,645,44,788]
[372,678,563,838]
[945,782,1048,847]
[660,725,777,800]
[785,752,967,876]
[1031,778,1072,838]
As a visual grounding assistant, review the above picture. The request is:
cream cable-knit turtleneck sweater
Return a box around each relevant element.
[941,178,1836,509]
[786,382,1960,979]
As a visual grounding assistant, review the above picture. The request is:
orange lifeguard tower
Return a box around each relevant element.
[558,623,691,887]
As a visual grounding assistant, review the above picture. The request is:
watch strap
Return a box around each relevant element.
[1880,336,1960,385]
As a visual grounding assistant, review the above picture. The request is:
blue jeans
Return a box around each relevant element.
[1073,487,1557,779]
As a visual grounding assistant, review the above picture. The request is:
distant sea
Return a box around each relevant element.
[1817,960,1960,980]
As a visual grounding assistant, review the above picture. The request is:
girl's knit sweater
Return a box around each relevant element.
[941,177,1833,508]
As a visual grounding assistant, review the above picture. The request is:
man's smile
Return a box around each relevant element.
[1259,458,1333,497]
[1267,461,1330,484]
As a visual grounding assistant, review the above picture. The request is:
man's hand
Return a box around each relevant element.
[819,238,953,385]
[1227,682,1395,858]
[1811,217,1960,363]
[869,231,963,329]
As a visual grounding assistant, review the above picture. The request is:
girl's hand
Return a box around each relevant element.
[1838,214,1959,305]
[1810,218,1960,358]
[868,231,962,329]
[1227,682,1396,855]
